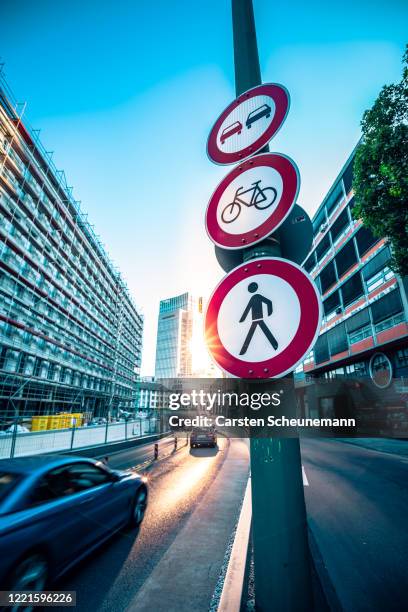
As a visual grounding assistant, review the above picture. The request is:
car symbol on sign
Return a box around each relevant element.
[246,104,271,128]
[220,121,243,144]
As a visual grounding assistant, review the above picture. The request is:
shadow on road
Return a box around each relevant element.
[189,446,219,458]
[55,524,141,609]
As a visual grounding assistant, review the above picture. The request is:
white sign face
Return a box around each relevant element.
[215,166,283,235]
[205,153,300,250]
[205,258,322,379]
[207,83,290,165]
[216,94,276,154]
[218,273,301,362]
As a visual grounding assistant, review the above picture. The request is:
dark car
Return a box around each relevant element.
[246,103,271,128]
[190,428,217,449]
[0,455,147,592]
[220,121,243,144]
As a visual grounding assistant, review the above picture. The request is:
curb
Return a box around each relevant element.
[217,476,252,612]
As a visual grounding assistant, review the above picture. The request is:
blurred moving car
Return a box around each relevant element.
[0,455,148,592]
[246,103,271,128]
[190,428,217,449]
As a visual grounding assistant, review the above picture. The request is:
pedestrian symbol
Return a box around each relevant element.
[239,282,278,355]
[204,258,322,378]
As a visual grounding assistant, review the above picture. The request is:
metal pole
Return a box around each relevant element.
[70,424,76,450]
[231,2,313,610]
[104,411,110,444]
[10,416,18,459]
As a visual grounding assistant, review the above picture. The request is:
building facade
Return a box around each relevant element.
[0,77,143,423]
[154,292,194,378]
[135,377,168,412]
[301,146,408,386]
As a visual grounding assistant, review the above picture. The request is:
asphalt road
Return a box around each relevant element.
[55,435,242,611]
[301,438,408,612]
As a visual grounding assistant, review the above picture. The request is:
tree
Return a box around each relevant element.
[352,45,408,276]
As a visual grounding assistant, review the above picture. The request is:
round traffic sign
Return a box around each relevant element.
[205,258,322,378]
[207,83,290,165]
[205,153,299,250]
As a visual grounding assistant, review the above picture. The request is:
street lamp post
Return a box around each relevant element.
[231,1,313,610]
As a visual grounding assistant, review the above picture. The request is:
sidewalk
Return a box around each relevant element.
[126,439,250,612]
[339,437,408,457]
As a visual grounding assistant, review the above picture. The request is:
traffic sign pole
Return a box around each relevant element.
[231,1,314,610]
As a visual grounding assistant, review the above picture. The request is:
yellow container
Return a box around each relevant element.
[57,414,70,428]
[48,415,63,430]
[31,416,49,431]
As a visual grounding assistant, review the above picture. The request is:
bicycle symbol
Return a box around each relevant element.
[221,180,277,224]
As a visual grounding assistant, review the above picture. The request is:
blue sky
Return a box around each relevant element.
[1,0,407,375]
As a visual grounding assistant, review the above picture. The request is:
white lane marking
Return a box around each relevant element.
[302,465,309,486]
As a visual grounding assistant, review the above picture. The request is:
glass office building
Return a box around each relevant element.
[301,145,408,383]
[0,77,143,421]
[155,292,194,378]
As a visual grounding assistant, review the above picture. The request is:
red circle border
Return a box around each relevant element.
[207,83,290,165]
[205,153,300,249]
[205,258,322,379]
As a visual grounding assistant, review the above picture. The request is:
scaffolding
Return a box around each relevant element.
[0,70,143,424]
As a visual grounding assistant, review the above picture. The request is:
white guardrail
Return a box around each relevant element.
[0,418,158,459]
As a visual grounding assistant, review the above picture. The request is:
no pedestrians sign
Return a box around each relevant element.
[205,258,322,378]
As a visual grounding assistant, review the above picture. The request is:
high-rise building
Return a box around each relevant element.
[0,77,143,421]
[300,145,408,384]
[154,292,194,378]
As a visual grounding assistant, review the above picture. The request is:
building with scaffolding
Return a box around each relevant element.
[0,76,143,427]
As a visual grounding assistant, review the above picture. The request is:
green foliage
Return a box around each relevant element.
[352,45,408,275]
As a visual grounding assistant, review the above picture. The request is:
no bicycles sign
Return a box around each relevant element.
[207,83,289,165]
[204,258,322,379]
[205,153,300,249]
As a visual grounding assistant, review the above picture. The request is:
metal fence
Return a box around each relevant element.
[0,417,160,459]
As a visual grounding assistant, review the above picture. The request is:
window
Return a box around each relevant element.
[366,267,393,293]
[323,291,341,317]
[316,234,331,262]
[28,463,112,506]
[304,252,316,274]
[370,289,403,325]
[346,361,367,376]
[335,240,357,278]
[346,308,370,333]
[29,467,75,505]
[64,463,112,491]
[355,227,379,258]
[313,209,327,237]
[362,246,391,281]
[342,159,354,194]
[330,209,349,243]
[319,261,337,293]
[396,348,408,367]
[314,333,329,364]
[341,272,364,307]
[374,312,404,333]
[327,322,348,355]
[326,183,344,216]
[348,324,372,345]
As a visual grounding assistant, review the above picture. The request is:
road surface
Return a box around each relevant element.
[301,438,408,612]
[55,435,249,612]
